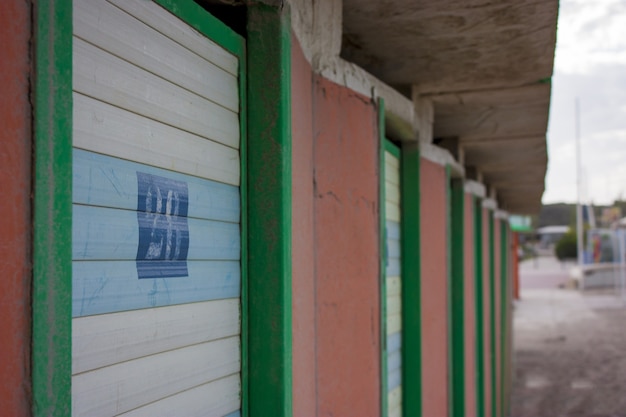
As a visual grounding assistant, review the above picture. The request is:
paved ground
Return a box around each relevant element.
[511,256,626,417]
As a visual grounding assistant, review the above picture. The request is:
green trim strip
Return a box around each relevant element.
[489,213,496,417]
[401,143,421,417]
[449,178,465,417]
[32,0,73,415]
[473,198,484,417]
[379,100,389,417]
[500,220,508,417]
[154,0,245,57]
[247,4,293,416]
[385,139,401,159]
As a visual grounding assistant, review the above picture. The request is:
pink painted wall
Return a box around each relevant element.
[420,158,449,417]
[313,76,381,416]
[482,208,492,417]
[494,219,502,417]
[291,34,317,416]
[0,0,32,414]
[463,193,477,417]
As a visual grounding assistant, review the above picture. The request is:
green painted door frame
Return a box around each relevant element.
[473,197,484,417]
[449,178,465,417]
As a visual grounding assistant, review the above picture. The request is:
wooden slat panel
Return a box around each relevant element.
[73,204,240,261]
[388,347,401,371]
[388,386,402,417]
[385,151,399,168]
[108,0,238,76]
[388,364,401,391]
[387,237,400,259]
[388,332,401,353]
[73,260,240,317]
[73,298,240,374]
[72,337,240,417]
[387,294,401,316]
[73,38,239,149]
[385,183,400,205]
[117,374,240,417]
[387,313,401,335]
[386,256,400,277]
[73,93,240,185]
[74,149,240,221]
[386,220,400,240]
[387,276,401,297]
[385,164,400,186]
[386,201,400,223]
[74,0,238,112]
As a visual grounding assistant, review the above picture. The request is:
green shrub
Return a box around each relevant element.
[555,231,577,260]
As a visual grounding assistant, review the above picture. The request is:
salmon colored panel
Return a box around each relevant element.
[494,220,502,417]
[291,34,317,416]
[482,208,492,417]
[463,194,477,417]
[420,158,449,417]
[0,0,32,414]
[314,76,380,417]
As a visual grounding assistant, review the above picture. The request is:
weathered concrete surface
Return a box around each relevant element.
[513,257,626,416]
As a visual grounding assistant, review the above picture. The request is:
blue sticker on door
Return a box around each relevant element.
[136,172,190,278]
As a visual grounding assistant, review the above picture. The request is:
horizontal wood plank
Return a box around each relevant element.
[387,237,400,259]
[385,200,400,223]
[385,163,400,186]
[387,312,401,335]
[73,204,240,261]
[388,386,402,417]
[388,348,401,372]
[386,256,400,277]
[387,294,401,317]
[117,374,240,417]
[385,184,400,205]
[74,149,240,220]
[73,93,240,185]
[107,0,238,76]
[388,365,401,391]
[387,276,401,297]
[386,220,400,240]
[385,151,399,170]
[73,38,239,149]
[73,260,240,317]
[72,337,240,416]
[73,298,240,374]
[75,0,238,112]
[388,332,401,353]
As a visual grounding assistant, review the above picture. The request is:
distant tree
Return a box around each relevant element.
[555,230,577,260]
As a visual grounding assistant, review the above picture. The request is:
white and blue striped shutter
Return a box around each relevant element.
[71,1,242,416]
[385,147,403,417]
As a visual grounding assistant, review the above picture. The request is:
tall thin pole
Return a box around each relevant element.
[576,98,584,266]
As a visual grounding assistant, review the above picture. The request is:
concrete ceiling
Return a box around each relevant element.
[342,0,558,214]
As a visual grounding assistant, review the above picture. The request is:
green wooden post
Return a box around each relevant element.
[449,178,465,417]
[474,197,485,417]
[489,212,496,417]
[247,4,293,416]
[401,143,421,417]
[32,0,73,415]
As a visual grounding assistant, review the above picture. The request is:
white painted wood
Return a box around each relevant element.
[72,337,240,417]
[387,313,401,335]
[385,184,400,205]
[387,386,402,412]
[73,93,240,185]
[73,38,239,149]
[386,200,400,223]
[385,151,399,169]
[74,0,238,112]
[387,276,401,297]
[385,166,400,186]
[387,237,400,259]
[387,294,401,317]
[73,298,239,374]
[108,0,238,76]
[117,374,240,417]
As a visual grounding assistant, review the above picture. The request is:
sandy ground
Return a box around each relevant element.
[511,256,626,417]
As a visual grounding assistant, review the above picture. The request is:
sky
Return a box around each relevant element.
[543,0,626,205]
